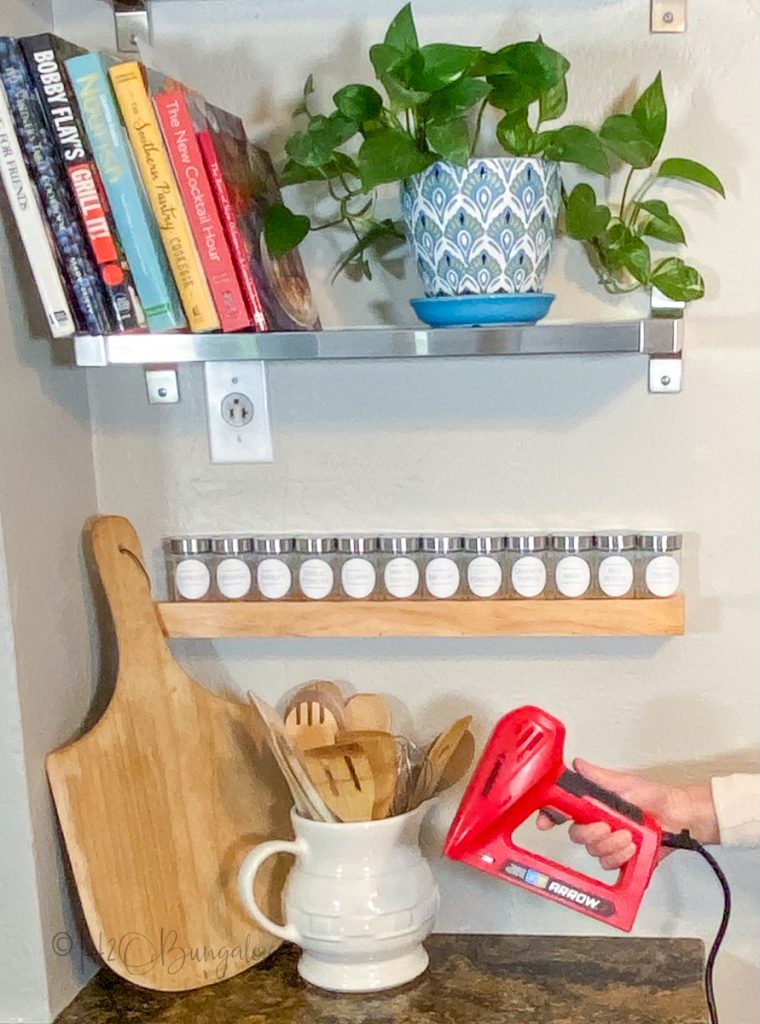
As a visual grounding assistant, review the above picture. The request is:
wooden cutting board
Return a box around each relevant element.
[46,516,293,991]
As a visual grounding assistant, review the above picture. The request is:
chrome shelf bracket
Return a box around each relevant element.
[113,0,151,54]
[648,287,684,393]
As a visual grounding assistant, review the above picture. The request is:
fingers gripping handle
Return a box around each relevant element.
[238,839,305,944]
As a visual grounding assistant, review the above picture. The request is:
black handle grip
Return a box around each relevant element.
[557,770,644,825]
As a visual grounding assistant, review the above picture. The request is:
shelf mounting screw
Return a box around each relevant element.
[651,0,686,33]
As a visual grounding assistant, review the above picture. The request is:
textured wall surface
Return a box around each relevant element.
[47,1,760,1022]
[0,1,99,1019]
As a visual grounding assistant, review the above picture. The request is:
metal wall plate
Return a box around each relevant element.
[651,0,686,33]
[649,357,682,394]
[114,0,151,53]
[145,367,179,404]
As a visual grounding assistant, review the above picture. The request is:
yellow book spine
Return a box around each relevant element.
[109,62,219,333]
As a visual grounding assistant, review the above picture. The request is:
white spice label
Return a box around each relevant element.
[341,557,376,599]
[645,555,680,597]
[467,556,502,598]
[175,558,211,601]
[555,555,591,598]
[299,558,334,600]
[598,555,634,598]
[425,557,460,599]
[257,558,291,600]
[384,557,419,598]
[511,555,547,598]
[216,557,252,599]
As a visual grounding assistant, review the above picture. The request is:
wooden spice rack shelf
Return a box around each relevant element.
[157,595,685,639]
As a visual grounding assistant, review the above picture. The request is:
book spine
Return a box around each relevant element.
[0,78,75,337]
[108,61,218,333]
[197,129,267,332]
[0,36,112,335]
[66,52,185,332]
[154,90,250,333]
[21,35,143,332]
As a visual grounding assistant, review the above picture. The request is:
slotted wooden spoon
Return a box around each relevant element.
[304,743,375,822]
[336,730,397,819]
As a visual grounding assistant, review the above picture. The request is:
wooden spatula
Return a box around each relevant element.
[303,743,375,822]
[336,730,397,819]
[412,715,473,807]
[434,729,476,794]
[46,516,292,991]
[343,693,392,732]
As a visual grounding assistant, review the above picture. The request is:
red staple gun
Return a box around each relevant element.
[444,705,662,932]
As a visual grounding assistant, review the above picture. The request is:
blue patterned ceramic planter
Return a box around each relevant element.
[400,157,562,297]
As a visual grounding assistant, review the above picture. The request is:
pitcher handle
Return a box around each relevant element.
[238,839,305,944]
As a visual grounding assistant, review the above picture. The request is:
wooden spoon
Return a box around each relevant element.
[412,715,473,807]
[284,681,345,750]
[343,693,392,733]
[434,729,475,794]
[336,730,397,819]
[303,743,375,822]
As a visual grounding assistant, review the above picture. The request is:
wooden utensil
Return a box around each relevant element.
[303,743,375,822]
[284,681,345,750]
[336,730,397,819]
[434,729,475,794]
[343,692,392,733]
[247,691,336,822]
[412,715,473,807]
[46,516,292,992]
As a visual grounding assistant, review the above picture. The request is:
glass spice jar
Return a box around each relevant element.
[550,534,595,599]
[595,533,637,599]
[213,536,253,600]
[463,535,505,599]
[638,533,683,598]
[336,536,380,600]
[295,536,338,601]
[252,536,295,601]
[420,536,465,599]
[379,536,422,600]
[506,534,549,599]
[166,537,214,602]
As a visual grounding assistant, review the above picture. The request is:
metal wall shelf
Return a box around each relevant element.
[73,318,681,366]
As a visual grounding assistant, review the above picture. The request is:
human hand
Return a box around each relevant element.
[536,758,719,870]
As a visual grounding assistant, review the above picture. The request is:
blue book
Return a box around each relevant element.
[66,51,185,331]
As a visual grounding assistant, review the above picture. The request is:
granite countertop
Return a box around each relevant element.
[55,934,706,1024]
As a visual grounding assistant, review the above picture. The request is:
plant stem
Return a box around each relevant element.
[311,218,345,231]
[626,173,656,226]
[472,98,489,154]
[619,167,635,219]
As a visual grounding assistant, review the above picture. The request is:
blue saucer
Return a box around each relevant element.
[411,293,555,328]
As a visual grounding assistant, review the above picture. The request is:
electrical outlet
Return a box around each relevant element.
[204,361,273,464]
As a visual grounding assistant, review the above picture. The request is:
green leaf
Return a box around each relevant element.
[279,152,360,187]
[333,217,407,279]
[333,84,384,124]
[370,43,430,108]
[600,113,657,169]
[544,125,610,175]
[565,183,611,240]
[496,110,534,157]
[357,128,433,188]
[425,77,491,120]
[414,43,480,91]
[651,257,705,301]
[631,72,667,158]
[602,222,651,283]
[658,157,725,197]
[527,129,555,155]
[427,117,471,165]
[635,199,685,244]
[384,3,419,54]
[292,73,315,118]
[264,203,310,257]
[538,74,567,124]
[284,112,358,167]
[484,41,569,111]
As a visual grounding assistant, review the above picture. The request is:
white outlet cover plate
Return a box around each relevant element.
[204,361,273,463]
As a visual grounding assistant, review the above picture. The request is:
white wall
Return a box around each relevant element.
[0,1,100,1020]
[50,1,760,1022]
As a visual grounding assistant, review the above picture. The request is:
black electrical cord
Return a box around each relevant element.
[661,830,732,1024]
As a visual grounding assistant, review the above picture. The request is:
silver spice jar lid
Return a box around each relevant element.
[168,536,213,555]
[337,536,379,554]
[378,535,421,554]
[295,536,337,554]
[420,535,464,554]
[506,534,549,553]
[463,535,506,554]
[212,536,253,555]
[639,532,683,552]
[551,533,595,553]
[253,536,295,555]
[595,533,637,552]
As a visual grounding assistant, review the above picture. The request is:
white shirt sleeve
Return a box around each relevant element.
[710,774,760,847]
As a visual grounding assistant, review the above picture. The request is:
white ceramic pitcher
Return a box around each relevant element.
[237,802,439,992]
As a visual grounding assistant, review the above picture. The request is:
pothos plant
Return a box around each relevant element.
[265,3,724,302]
